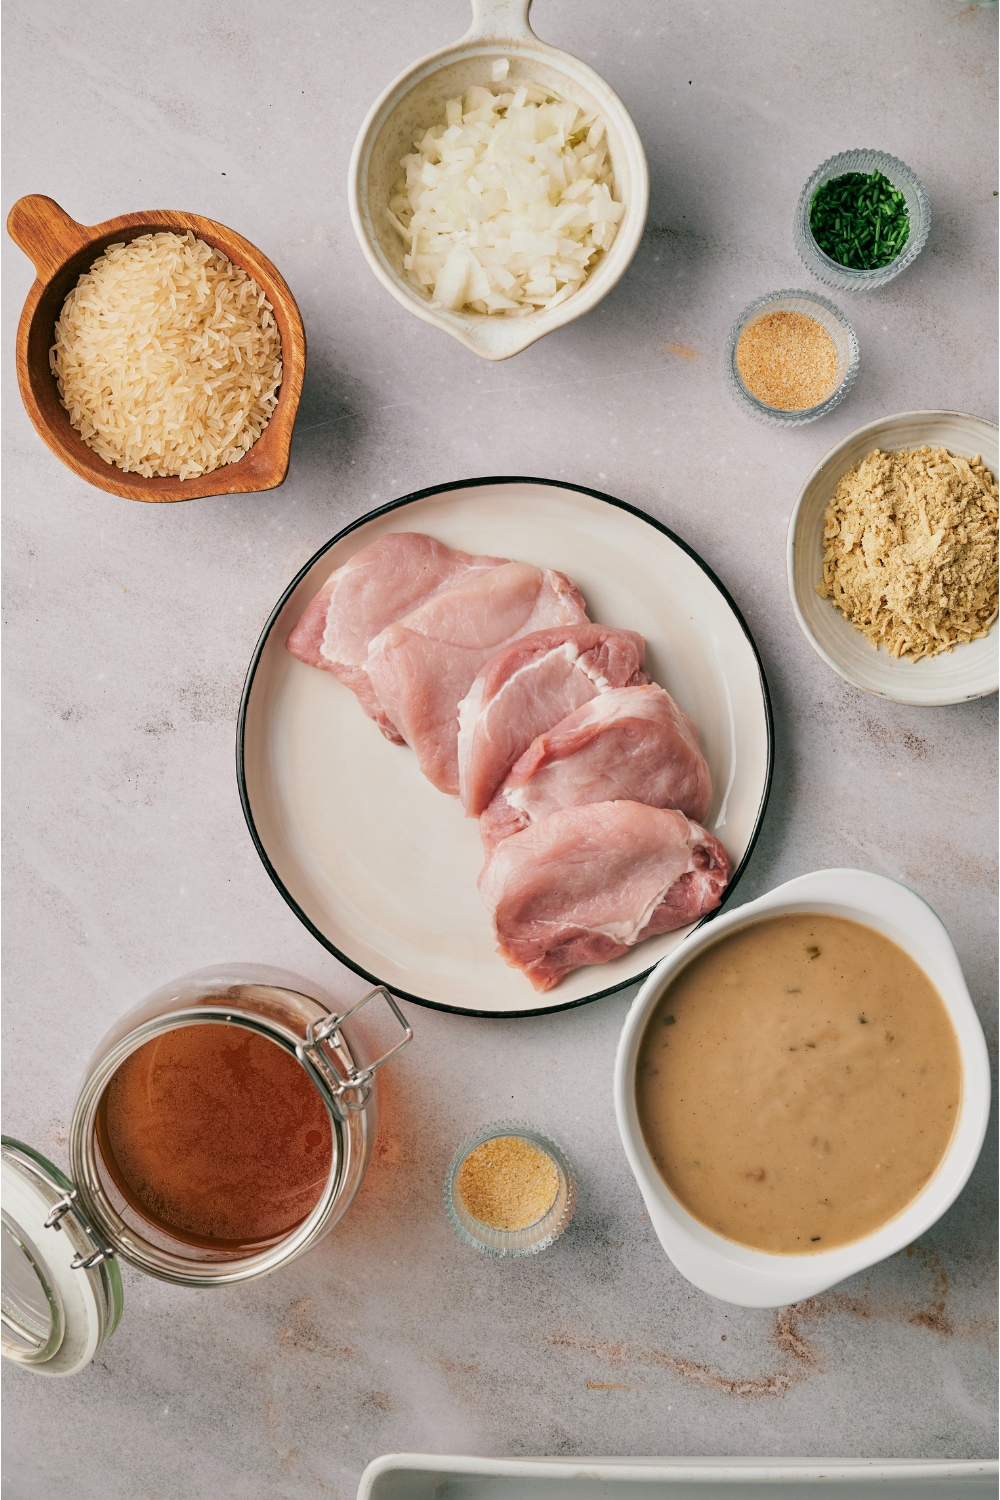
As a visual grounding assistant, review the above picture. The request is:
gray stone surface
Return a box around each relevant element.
[2,1,997,1495]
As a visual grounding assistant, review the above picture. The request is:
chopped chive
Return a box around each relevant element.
[809,169,910,270]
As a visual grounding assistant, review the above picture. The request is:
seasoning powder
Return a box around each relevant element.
[817,446,999,660]
[736,311,838,411]
[456,1135,558,1230]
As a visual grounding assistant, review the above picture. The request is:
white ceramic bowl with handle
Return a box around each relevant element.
[348,0,649,360]
[613,869,990,1309]
[787,410,999,705]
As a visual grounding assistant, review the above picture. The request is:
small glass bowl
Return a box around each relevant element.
[794,149,931,293]
[725,289,859,427]
[443,1120,577,1258]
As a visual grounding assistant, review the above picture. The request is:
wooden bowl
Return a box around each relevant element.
[7,195,306,502]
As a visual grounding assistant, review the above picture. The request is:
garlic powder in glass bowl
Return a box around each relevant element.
[444,1121,576,1257]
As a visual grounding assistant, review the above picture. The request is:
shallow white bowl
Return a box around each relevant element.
[348,0,649,360]
[787,410,999,704]
[613,868,990,1309]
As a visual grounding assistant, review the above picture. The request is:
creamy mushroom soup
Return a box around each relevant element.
[635,914,962,1254]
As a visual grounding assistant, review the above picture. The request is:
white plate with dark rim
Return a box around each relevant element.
[238,479,773,1017]
[787,410,998,705]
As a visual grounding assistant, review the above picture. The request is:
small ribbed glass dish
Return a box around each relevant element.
[725,289,859,427]
[444,1121,577,1258]
[794,150,931,293]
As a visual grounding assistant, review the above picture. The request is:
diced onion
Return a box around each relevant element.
[388,66,624,317]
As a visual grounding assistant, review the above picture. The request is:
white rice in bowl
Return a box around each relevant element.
[50,231,283,480]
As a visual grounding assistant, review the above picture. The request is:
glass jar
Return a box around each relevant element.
[1,965,411,1376]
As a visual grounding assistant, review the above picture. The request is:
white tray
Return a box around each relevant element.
[358,1454,998,1499]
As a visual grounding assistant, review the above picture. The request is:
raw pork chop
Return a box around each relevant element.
[478,801,730,991]
[367,563,588,795]
[285,532,505,741]
[480,684,712,853]
[457,625,647,816]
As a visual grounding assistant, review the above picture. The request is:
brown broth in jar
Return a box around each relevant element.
[96,1022,333,1250]
[635,914,962,1254]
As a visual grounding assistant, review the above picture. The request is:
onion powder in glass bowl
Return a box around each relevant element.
[444,1121,576,1258]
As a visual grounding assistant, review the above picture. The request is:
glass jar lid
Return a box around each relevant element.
[1,1137,123,1377]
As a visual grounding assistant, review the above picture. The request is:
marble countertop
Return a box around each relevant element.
[2,1,997,1495]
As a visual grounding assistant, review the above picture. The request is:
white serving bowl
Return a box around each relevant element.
[347,0,649,360]
[787,410,999,705]
[613,869,990,1309]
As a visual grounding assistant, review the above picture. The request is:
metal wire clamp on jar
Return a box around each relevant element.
[2,965,413,1377]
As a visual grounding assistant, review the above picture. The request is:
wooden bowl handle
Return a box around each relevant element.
[7,195,94,281]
